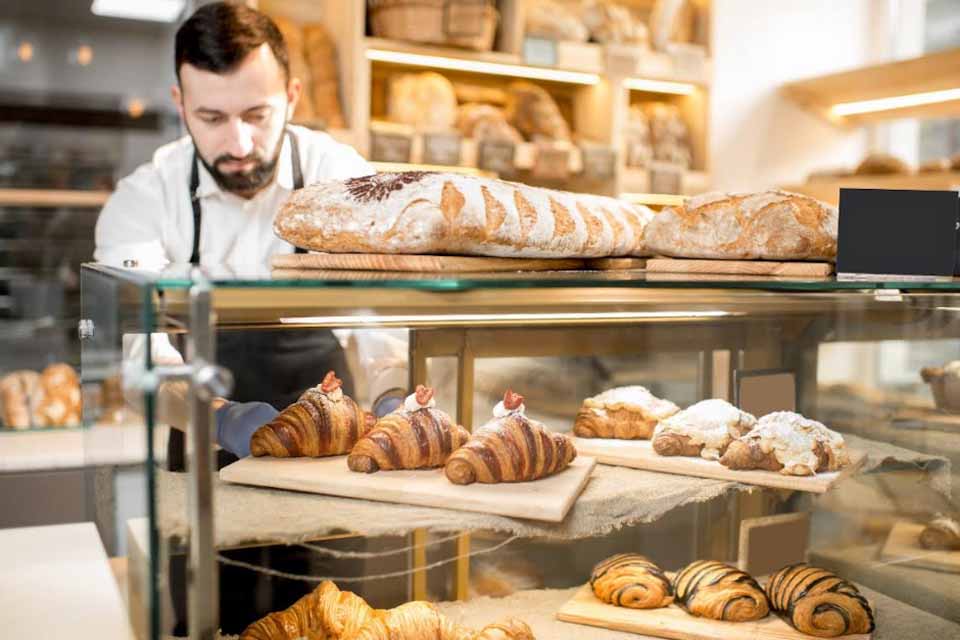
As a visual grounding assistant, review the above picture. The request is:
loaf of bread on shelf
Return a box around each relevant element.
[581,1,649,45]
[505,81,571,142]
[239,580,377,640]
[644,102,692,168]
[524,1,589,42]
[457,103,524,144]
[720,411,851,476]
[590,553,673,609]
[275,171,655,258]
[624,105,653,168]
[643,190,839,261]
[38,363,81,427]
[347,385,470,472]
[270,15,316,123]
[388,72,458,130]
[651,399,756,460]
[766,563,875,637]
[445,390,577,484]
[919,157,952,173]
[673,560,769,622]
[854,152,911,175]
[0,370,43,429]
[250,371,373,457]
[919,514,960,550]
[574,386,680,439]
[303,23,345,129]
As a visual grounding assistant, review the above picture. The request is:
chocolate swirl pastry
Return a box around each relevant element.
[766,563,875,638]
[673,560,769,622]
[590,553,673,609]
[348,386,470,473]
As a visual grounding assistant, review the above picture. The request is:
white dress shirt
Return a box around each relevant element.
[95,124,371,269]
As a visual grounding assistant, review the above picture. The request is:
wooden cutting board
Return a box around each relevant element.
[879,520,960,573]
[585,257,648,270]
[570,437,863,493]
[271,252,584,272]
[556,585,872,640]
[220,455,595,523]
[646,258,833,277]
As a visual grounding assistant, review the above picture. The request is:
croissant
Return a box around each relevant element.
[444,390,577,485]
[673,560,769,622]
[766,563,875,638]
[919,514,960,550]
[240,580,377,640]
[348,602,473,640]
[574,386,680,440]
[250,371,373,458]
[651,399,756,460]
[348,386,470,473]
[590,553,673,609]
[474,618,535,640]
[719,412,850,476]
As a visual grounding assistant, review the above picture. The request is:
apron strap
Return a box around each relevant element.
[189,129,306,264]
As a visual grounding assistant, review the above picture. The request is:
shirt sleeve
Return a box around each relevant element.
[94,163,170,269]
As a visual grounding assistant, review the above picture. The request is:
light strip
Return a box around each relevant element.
[620,192,686,207]
[831,87,960,117]
[623,77,697,95]
[280,310,737,327]
[91,0,185,22]
[366,48,600,85]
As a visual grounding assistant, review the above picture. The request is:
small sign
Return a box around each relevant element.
[604,43,639,76]
[734,369,796,418]
[582,147,617,181]
[837,188,959,277]
[443,0,487,38]
[649,163,683,194]
[523,37,558,67]
[532,144,571,180]
[370,130,412,163]
[422,132,462,166]
[478,140,516,175]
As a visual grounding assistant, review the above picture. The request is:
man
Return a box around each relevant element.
[95,3,405,632]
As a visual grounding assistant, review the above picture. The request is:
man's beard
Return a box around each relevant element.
[197,128,285,197]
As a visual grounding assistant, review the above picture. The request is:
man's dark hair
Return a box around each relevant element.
[175,2,289,83]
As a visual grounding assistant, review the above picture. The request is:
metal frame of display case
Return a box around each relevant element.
[80,264,960,639]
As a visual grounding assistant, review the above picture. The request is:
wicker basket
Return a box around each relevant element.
[369,0,499,52]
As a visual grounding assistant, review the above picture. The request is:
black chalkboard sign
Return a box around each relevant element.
[836,188,959,277]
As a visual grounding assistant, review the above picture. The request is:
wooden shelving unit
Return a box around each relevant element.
[259,0,713,201]
[781,47,960,127]
[0,188,111,208]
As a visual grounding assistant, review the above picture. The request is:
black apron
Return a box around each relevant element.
[167,130,357,634]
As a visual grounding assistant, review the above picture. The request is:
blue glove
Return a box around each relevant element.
[372,388,406,418]
[215,401,279,458]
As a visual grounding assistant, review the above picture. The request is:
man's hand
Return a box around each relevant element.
[372,387,406,418]
[214,401,278,458]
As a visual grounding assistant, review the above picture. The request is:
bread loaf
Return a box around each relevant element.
[275,171,654,258]
[525,1,589,42]
[270,16,316,123]
[643,190,838,261]
[303,24,345,129]
[457,103,524,144]
[505,82,571,142]
[0,370,43,429]
[388,72,458,130]
[581,1,648,45]
[855,153,910,175]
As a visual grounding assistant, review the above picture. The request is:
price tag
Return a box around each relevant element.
[837,188,959,277]
[532,144,571,180]
[649,163,684,195]
[422,132,462,166]
[604,43,639,77]
[582,147,617,181]
[523,37,558,67]
[370,130,412,163]
[444,0,486,38]
[478,141,516,176]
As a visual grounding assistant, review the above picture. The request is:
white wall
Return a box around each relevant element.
[709,0,879,191]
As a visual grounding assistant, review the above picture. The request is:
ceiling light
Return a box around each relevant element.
[75,45,93,66]
[16,41,33,63]
[623,77,697,95]
[279,310,738,328]
[366,48,599,85]
[91,0,186,23]
[831,87,960,117]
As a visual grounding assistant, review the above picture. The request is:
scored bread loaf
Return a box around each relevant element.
[275,171,655,258]
[643,190,838,262]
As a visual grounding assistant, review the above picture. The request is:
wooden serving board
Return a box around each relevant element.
[271,252,584,272]
[220,455,596,523]
[585,257,648,270]
[646,258,833,277]
[571,437,863,493]
[556,584,872,640]
[879,520,960,573]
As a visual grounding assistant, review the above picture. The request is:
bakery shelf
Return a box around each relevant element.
[0,188,111,208]
[782,171,960,206]
[780,47,960,126]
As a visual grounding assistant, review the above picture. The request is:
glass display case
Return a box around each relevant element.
[80,263,960,640]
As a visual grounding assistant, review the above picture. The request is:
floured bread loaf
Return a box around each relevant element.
[644,190,838,261]
[275,172,655,258]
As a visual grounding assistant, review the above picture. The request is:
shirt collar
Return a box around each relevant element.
[193,132,293,199]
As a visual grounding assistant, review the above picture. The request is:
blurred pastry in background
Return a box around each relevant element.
[38,363,82,427]
[581,1,649,46]
[854,152,911,175]
[505,81,572,142]
[644,102,692,168]
[918,514,960,550]
[624,105,653,168]
[918,157,952,173]
[457,103,524,144]
[0,370,43,429]
[303,23,346,129]
[270,15,316,123]
[388,72,458,130]
[524,0,589,42]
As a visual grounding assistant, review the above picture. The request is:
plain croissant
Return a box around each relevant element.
[250,371,373,458]
[348,602,534,640]
[239,580,377,640]
[348,386,470,473]
[445,390,577,485]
